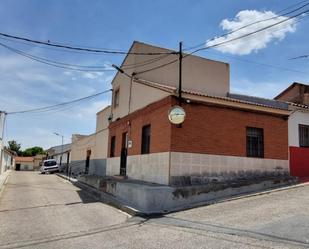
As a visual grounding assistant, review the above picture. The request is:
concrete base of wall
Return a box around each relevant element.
[70,158,106,177]
[76,174,297,215]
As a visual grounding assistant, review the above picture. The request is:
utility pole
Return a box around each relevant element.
[0,111,7,174]
[53,132,64,171]
[178,41,183,107]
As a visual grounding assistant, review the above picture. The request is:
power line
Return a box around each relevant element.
[0,32,176,55]
[121,54,173,69]
[0,39,175,72]
[202,50,308,75]
[189,9,309,54]
[184,0,309,51]
[0,42,116,72]
[135,8,309,75]
[7,89,112,115]
[289,55,309,60]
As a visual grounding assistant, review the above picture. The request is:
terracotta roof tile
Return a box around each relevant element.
[15,156,34,162]
[133,78,288,111]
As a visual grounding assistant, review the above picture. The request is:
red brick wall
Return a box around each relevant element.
[171,98,288,160]
[108,96,172,157]
[108,96,288,160]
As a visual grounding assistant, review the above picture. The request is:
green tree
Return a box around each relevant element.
[22,147,45,157]
[7,140,22,155]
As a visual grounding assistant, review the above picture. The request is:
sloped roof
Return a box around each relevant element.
[228,93,289,110]
[46,143,71,155]
[274,82,309,100]
[288,102,309,109]
[133,78,289,111]
[15,157,34,162]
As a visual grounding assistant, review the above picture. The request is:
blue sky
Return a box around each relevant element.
[0,0,308,149]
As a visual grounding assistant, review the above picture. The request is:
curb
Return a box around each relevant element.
[56,173,142,216]
[56,173,306,217]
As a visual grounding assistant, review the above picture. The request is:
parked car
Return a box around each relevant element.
[40,159,59,174]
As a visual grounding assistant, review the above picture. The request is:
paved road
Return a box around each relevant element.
[0,171,309,249]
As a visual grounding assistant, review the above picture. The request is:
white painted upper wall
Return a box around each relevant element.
[96,106,111,132]
[288,110,309,147]
[111,74,171,121]
[110,41,229,121]
[122,42,230,96]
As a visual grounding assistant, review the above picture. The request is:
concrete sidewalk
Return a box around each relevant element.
[56,173,141,216]
[0,170,11,197]
[56,173,302,216]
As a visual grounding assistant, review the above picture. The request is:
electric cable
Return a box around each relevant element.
[135,8,309,75]
[0,31,176,55]
[184,0,309,51]
[7,89,112,115]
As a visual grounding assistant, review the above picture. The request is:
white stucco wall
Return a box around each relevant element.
[125,42,230,96]
[70,134,96,162]
[19,163,34,171]
[96,106,111,133]
[106,157,120,176]
[127,152,170,185]
[106,151,289,186]
[170,152,289,179]
[111,76,170,121]
[110,41,230,122]
[288,110,309,147]
[106,152,170,185]
[53,152,70,165]
[0,140,3,174]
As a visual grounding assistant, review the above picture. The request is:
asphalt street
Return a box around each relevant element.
[0,171,309,249]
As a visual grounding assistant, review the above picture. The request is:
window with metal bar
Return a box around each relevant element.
[299,124,309,147]
[246,127,264,158]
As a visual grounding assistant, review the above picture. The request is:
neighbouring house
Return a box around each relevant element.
[104,41,290,185]
[46,144,71,172]
[70,106,111,177]
[275,82,309,178]
[15,157,34,171]
[1,148,16,173]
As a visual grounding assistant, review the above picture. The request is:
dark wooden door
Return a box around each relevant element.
[85,150,91,174]
[15,164,20,171]
[120,132,128,176]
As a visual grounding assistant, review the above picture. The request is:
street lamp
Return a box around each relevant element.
[53,132,64,169]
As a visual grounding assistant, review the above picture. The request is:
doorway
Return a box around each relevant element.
[15,164,20,171]
[85,150,91,175]
[120,132,128,176]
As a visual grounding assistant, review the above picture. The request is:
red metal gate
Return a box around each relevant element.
[290,146,309,177]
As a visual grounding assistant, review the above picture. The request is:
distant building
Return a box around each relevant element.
[33,154,46,171]
[1,148,16,173]
[15,157,34,171]
[70,106,111,177]
[46,144,71,171]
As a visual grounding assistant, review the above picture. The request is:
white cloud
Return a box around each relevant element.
[206,10,297,55]
[82,71,104,79]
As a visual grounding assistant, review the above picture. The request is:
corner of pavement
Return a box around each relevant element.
[56,173,143,217]
[56,172,309,218]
